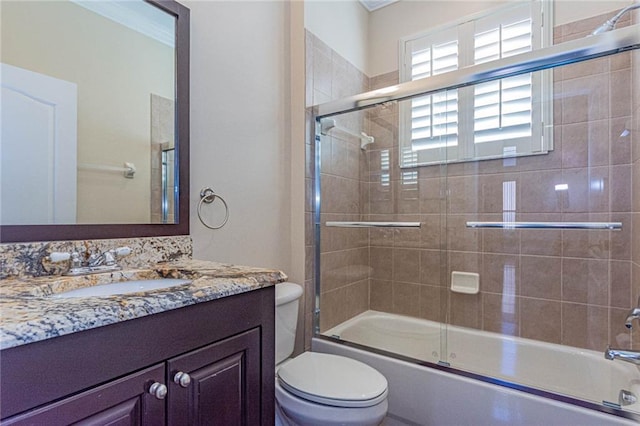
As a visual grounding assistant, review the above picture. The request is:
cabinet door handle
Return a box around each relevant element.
[149,382,168,399]
[173,371,192,388]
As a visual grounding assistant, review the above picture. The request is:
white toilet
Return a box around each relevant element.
[275,282,389,426]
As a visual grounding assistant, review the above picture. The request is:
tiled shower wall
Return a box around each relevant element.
[305,31,370,348]
[306,11,639,352]
[633,11,640,350]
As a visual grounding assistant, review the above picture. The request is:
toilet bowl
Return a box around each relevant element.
[274,282,388,426]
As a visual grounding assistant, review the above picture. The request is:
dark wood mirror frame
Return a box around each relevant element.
[0,0,189,243]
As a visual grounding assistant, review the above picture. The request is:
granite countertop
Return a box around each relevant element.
[0,259,287,350]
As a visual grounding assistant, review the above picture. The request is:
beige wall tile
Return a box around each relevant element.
[370,279,393,312]
[562,213,611,259]
[521,255,561,300]
[610,213,632,261]
[446,214,482,252]
[561,258,608,305]
[482,223,521,255]
[482,253,519,295]
[482,293,519,336]
[419,214,442,250]
[393,248,421,284]
[611,307,633,349]
[611,165,632,212]
[370,247,393,280]
[420,249,443,286]
[519,170,563,213]
[561,167,609,213]
[345,280,369,319]
[319,288,346,332]
[520,213,563,256]
[393,281,421,317]
[448,293,481,329]
[611,116,632,165]
[611,260,632,309]
[394,217,423,248]
[419,285,442,322]
[611,68,632,119]
[447,175,480,213]
[561,303,609,351]
[520,298,561,344]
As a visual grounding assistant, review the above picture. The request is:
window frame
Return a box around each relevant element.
[398,0,554,168]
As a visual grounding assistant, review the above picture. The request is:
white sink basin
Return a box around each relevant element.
[51,278,192,298]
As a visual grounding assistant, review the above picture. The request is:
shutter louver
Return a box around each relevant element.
[410,41,459,151]
[473,19,533,144]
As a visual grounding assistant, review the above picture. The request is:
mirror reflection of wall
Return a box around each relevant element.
[150,93,176,224]
[0,0,175,225]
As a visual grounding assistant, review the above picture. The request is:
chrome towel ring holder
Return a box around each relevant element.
[197,187,229,229]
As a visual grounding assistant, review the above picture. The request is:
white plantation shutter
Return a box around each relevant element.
[409,39,459,151]
[399,1,552,167]
[473,19,533,147]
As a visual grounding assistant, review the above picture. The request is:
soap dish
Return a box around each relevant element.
[451,271,480,294]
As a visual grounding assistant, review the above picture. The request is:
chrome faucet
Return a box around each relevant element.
[624,297,640,329]
[87,250,117,267]
[626,307,640,329]
[604,346,640,365]
[48,247,131,276]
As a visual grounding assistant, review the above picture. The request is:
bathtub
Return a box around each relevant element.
[315,310,640,425]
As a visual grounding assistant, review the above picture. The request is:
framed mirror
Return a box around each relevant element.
[0,0,189,243]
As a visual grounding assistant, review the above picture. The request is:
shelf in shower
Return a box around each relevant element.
[465,221,622,230]
[325,221,422,228]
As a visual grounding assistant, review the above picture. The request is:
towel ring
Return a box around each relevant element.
[197,187,229,230]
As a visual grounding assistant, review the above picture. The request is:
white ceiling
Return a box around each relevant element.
[358,0,398,12]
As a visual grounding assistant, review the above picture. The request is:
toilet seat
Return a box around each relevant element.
[277,352,388,408]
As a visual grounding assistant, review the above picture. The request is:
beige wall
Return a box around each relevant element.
[188,0,306,288]
[1,1,174,223]
[304,0,369,75]
[307,0,635,77]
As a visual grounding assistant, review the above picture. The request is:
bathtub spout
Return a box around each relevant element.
[604,346,640,365]
[624,307,640,329]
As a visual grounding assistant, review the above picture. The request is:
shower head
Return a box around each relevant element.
[591,2,640,35]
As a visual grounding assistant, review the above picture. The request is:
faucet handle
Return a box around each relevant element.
[48,252,71,263]
[114,246,132,257]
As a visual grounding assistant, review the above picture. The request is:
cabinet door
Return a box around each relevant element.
[167,328,261,426]
[2,364,166,425]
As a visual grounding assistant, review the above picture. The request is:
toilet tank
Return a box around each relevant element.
[275,282,303,365]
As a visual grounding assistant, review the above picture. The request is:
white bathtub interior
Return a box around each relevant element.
[324,311,640,416]
[313,336,639,426]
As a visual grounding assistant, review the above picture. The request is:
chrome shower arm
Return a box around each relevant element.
[592,2,640,35]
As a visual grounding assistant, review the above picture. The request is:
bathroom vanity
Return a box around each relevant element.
[0,260,284,425]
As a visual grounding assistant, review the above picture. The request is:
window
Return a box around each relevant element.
[399,1,553,167]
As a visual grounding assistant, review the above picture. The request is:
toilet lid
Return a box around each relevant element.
[277,352,388,408]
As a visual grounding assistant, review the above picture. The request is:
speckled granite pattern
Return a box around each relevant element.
[0,236,192,279]
[0,259,287,350]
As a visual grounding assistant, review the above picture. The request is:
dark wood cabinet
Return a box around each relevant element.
[1,287,275,426]
[167,329,261,425]
[2,364,166,425]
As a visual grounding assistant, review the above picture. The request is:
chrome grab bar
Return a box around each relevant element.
[325,221,421,228]
[466,221,622,230]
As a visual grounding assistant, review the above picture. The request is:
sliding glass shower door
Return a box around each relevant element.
[314,21,640,417]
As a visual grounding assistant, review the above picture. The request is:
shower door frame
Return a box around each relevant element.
[311,24,640,422]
